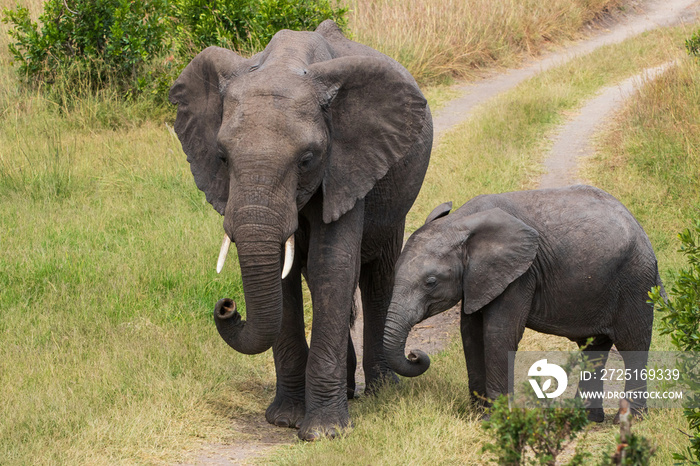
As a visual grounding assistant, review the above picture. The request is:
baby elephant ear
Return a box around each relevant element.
[308,56,429,224]
[459,208,539,314]
[169,47,247,215]
[425,202,453,224]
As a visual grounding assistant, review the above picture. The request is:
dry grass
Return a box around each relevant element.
[345,0,625,84]
[583,55,700,274]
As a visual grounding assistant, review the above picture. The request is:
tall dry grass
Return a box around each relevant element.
[346,0,624,84]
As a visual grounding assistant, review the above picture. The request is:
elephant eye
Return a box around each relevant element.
[217,148,228,164]
[298,152,315,171]
[425,276,437,288]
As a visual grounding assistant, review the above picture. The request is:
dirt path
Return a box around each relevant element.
[183,1,698,463]
[539,62,673,188]
[434,0,698,138]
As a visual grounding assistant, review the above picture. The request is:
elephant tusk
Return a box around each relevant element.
[281,235,295,279]
[216,234,231,274]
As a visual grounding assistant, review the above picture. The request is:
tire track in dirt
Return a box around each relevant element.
[183,1,698,463]
[539,62,673,188]
[434,0,699,139]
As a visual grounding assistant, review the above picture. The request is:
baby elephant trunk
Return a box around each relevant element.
[383,305,431,377]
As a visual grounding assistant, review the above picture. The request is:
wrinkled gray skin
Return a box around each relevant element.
[169,21,432,440]
[384,185,661,422]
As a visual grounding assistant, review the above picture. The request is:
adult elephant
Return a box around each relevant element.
[383,186,661,422]
[169,20,432,440]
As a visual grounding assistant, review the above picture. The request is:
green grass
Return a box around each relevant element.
[422,83,463,114]
[0,121,274,463]
[269,340,492,465]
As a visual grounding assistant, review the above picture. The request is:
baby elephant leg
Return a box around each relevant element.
[576,336,613,423]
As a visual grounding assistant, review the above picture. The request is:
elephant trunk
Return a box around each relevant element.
[383,304,430,377]
[214,237,284,355]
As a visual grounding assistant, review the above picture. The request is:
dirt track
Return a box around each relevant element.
[183,1,699,463]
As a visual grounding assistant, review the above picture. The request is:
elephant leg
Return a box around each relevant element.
[481,276,533,402]
[616,350,649,419]
[460,310,487,408]
[359,224,403,394]
[615,329,652,421]
[299,200,363,441]
[575,335,613,423]
[265,249,308,428]
[612,287,653,421]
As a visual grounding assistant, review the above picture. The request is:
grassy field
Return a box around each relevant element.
[345,0,626,84]
[1,0,698,464]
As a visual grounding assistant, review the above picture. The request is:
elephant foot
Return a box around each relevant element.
[265,393,305,429]
[297,408,351,441]
[364,368,399,396]
[586,407,605,423]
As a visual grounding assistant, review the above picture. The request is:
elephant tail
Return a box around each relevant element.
[656,269,668,303]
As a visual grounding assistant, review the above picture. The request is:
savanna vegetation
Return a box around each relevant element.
[1,0,698,464]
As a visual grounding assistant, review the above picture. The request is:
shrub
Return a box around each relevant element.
[650,221,700,464]
[2,0,346,101]
[2,0,170,93]
[482,394,590,465]
[598,431,656,465]
[172,0,347,54]
[482,353,591,465]
[687,30,700,57]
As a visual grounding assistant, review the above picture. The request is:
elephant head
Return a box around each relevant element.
[384,205,539,376]
[169,28,427,355]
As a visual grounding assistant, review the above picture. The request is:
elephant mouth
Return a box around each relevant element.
[215,233,295,278]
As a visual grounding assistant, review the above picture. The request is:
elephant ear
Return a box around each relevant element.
[308,56,428,224]
[458,208,539,314]
[425,202,452,224]
[169,46,247,215]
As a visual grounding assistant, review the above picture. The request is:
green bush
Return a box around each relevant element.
[482,394,590,466]
[686,30,700,57]
[482,353,591,465]
[650,221,700,464]
[246,0,347,50]
[2,0,170,93]
[172,0,346,54]
[2,0,346,101]
[598,431,656,465]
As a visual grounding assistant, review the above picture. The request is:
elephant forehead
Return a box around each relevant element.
[399,248,448,274]
[225,70,316,107]
[219,96,327,150]
[405,229,458,258]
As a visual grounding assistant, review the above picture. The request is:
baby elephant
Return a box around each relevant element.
[384,185,661,421]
